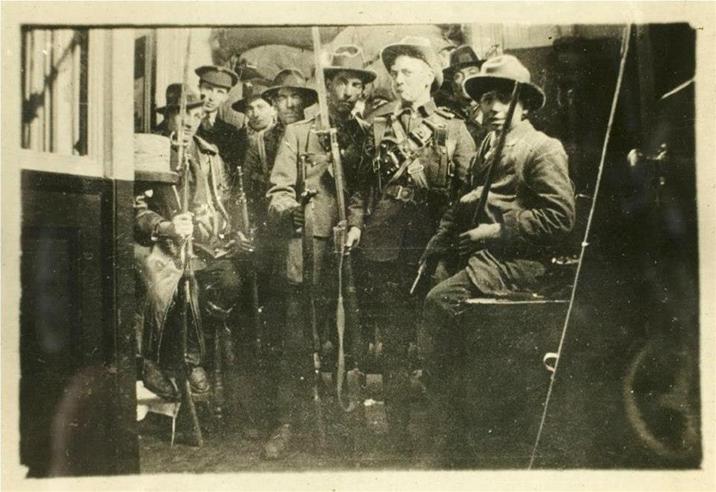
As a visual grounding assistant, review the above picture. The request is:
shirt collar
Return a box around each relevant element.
[394,99,437,119]
[504,119,533,146]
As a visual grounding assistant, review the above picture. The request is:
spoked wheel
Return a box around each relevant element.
[623,337,700,464]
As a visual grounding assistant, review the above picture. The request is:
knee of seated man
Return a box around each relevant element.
[424,282,453,315]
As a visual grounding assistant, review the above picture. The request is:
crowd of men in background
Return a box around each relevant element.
[134,36,575,468]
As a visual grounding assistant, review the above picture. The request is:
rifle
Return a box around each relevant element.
[297,152,325,447]
[411,80,522,291]
[234,166,263,355]
[311,27,362,413]
[175,31,203,446]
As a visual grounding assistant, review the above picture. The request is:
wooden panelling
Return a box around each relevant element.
[20,170,139,476]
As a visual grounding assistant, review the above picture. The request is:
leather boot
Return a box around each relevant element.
[262,423,293,460]
[384,367,413,455]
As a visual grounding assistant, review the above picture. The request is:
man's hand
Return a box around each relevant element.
[234,230,255,255]
[292,205,305,230]
[159,212,194,241]
[458,223,501,256]
[459,189,481,204]
[344,226,362,251]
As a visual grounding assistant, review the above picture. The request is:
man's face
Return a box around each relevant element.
[479,90,525,132]
[327,71,365,116]
[166,105,204,145]
[389,55,434,104]
[452,66,481,102]
[198,81,230,114]
[274,88,308,125]
[246,98,276,131]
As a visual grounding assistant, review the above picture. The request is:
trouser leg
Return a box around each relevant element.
[418,268,480,467]
[362,260,419,450]
[275,238,333,428]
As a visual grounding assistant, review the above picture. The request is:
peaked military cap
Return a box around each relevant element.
[195,65,239,89]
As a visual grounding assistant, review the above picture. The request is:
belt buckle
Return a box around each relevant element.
[395,185,413,202]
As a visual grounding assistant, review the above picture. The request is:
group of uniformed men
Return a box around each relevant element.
[135,35,576,467]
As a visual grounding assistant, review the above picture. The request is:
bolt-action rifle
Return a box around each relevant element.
[310,27,363,414]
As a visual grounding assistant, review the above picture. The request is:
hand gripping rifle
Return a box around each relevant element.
[411,80,522,292]
[311,27,362,414]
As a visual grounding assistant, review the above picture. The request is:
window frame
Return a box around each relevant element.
[15,28,134,181]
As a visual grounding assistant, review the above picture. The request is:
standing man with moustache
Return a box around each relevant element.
[359,37,476,455]
[418,55,576,467]
[263,47,375,459]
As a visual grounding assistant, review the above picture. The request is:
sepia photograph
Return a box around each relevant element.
[1,1,714,490]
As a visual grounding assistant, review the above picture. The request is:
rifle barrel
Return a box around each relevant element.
[471,80,522,225]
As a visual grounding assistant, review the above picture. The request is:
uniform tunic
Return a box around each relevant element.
[265,112,368,425]
[358,98,475,438]
[197,113,248,174]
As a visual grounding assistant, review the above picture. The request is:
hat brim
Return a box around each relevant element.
[238,65,262,82]
[381,44,444,92]
[443,60,483,77]
[262,86,318,105]
[323,67,377,84]
[463,75,545,111]
[154,99,204,115]
[232,94,270,113]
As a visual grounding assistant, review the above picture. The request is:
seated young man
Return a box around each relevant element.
[416,55,576,467]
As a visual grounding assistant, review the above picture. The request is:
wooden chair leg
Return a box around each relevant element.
[213,322,225,421]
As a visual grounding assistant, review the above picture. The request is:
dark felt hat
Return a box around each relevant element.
[231,77,273,113]
[195,65,239,89]
[261,69,318,105]
[154,83,204,114]
[381,36,444,93]
[443,45,483,77]
[323,45,377,84]
[463,54,545,111]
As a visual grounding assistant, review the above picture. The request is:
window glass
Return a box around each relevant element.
[21,27,89,155]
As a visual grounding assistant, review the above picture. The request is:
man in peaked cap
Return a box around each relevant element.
[418,54,575,467]
[261,48,375,459]
[357,36,476,456]
[135,83,253,405]
[195,65,247,173]
[436,45,486,145]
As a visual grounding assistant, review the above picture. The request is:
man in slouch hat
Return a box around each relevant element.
[418,54,576,467]
[262,47,375,459]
